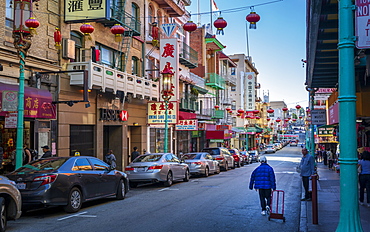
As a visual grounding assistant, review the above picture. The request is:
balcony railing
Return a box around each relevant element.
[67,60,159,100]
[179,42,198,69]
[205,73,225,90]
[99,6,141,36]
[180,98,199,111]
[224,74,237,86]
[190,73,206,88]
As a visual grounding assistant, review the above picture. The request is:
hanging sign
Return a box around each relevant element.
[2,91,18,111]
[64,0,109,22]
[175,119,198,131]
[356,0,370,48]
[148,102,178,124]
[5,113,17,129]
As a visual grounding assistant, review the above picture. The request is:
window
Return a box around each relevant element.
[131,56,139,75]
[132,3,139,31]
[231,86,236,91]
[96,43,122,70]
[89,158,110,171]
[148,5,154,34]
[231,67,236,75]
[70,31,84,62]
[6,0,13,28]
[72,158,93,171]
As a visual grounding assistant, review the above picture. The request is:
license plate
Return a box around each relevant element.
[16,183,26,190]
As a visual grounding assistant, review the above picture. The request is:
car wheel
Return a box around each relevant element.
[241,162,245,167]
[231,161,236,169]
[224,162,228,171]
[0,197,6,232]
[183,169,190,182]
[163,171,173,187]
[129,181,139,188]
[64,187,82,213]
[215,165,221,174]
[116,179,126,200]
[204,167,209,177]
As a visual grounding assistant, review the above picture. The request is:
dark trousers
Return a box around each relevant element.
[328,159,334,169]
[302,176,311,199]
[359,174,370,203]
[258,189,272,211]
[323,155,328,165]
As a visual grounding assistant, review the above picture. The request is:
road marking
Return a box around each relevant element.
[275,171,296,174]
[159,188,179,192]
[57,211,96,221]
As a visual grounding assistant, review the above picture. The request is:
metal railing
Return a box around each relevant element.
[110,6,141,34]
[190,72,206,88]
[205,73,225,89]
[179,42,198,68]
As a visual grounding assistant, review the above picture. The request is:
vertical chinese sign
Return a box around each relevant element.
[245,72,256,111]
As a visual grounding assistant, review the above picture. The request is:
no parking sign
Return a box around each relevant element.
[2,91,18,111]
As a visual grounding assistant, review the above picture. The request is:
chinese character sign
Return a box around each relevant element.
[148,102,178,124]
[175,120,198,131]
[65,0,107,22]
[244,72,256,110]
[160,38,178,101]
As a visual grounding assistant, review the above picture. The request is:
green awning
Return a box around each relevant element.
[246,127,258,133]
[192,85,208,95]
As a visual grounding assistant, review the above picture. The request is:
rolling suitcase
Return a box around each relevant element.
[268,190,285,222]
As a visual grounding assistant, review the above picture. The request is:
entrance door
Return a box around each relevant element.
[103,126,122,170]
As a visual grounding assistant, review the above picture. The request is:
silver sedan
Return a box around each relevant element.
[125,153,190,188]
[182,152,221,177]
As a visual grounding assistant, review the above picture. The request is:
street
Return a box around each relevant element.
[7,146,303,232]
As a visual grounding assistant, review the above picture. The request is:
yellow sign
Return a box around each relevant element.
[148,102,177,124]
[65,0,108,22]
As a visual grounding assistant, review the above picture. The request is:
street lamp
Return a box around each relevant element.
[13,0,39,169]
[161,63,174,153]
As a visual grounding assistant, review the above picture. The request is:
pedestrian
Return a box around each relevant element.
[327,148,334,170]
[249,156,276,216]
[41,145,52,158]
[299,148,315,201]
[131,147,140,162]
[23,144,32,165]
[358,151,370,207]
[322,148,328,166]
[105,149,117,169]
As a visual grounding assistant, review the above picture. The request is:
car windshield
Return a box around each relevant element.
[267,145,274,148]
[228,150,235,154]
[13,158,68,174]
[134,155,162,162]
[183,154,202,160]
[202,149,220,155]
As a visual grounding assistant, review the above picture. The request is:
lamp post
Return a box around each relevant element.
[13,0,37,169]
[161,63,174,153]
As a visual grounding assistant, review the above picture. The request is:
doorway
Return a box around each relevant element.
[103,126,122,170]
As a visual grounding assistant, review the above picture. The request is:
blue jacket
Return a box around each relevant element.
[299,154,315,177]
[249,163,276,190]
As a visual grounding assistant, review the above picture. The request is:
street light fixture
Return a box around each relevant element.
[161,63,174,153]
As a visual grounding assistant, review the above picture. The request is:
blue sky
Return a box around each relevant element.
[187,0,307,108]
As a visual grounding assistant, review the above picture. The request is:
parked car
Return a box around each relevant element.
[240,151,251,165]
[125,153,190,187]
[265,145,276,154]
[290,140,298,146]
[248,150,260,162]
[274,143,282,150]
[182,152,220,177]
[7,156,128,213]
[201,147,235,171]
[0,175,22,231]
[228,149,243,167]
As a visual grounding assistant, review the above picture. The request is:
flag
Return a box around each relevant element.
[211,0,219,12]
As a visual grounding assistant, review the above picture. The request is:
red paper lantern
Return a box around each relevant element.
[296,105,301,109]
[282,107,288,112]
[250,116,255,119]
[54,27,62,49]
[299,116,303,119]
[237,113,241,117]
[245,115,251,119]
[276,118,281,122]
[246,11,260,29]
[284,118,289,122]
[267,108,274,114]
[213,17,227,35]
[80,23,94,40]
[255,116,261,119]
[183,21,197,32]
[237,109,244,114]
[253,110,260,115]
[214,105,220,110]
[225,107,231,111]
[111,24,125,42]
[270,123,274,126]
[293,118,297,121]
[229,110,233,114]
[267,118,271,121]
[25,17,40,35]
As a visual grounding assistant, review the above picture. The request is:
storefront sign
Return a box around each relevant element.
[65,0,109,22]
[328,102,339,125]
[5,113,17,128]
[2,91,18,111]
[99,108,126,121]
[245,72,256,110]
[210,139,224,143]
[318,127,334,136]
[148,102,178,124]
[311,109,327,125]
[119,110,128,121]
[160,38,179,101]
[356,0,370,48]
[175,119,198,130]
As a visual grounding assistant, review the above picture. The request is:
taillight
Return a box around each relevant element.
[215,157,224,161]
[33,175,57,186]
[193,162,202,165]
[148,165,163,170]
[125,167,134,171]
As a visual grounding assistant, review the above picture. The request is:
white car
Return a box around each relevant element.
[265,145,276,154]
[290,141,298,146]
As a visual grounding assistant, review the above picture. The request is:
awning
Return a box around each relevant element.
[246,127,258,134]
[178,111,197,120]
[0,83,56,119]
[192,85,208,95]
[231,127,244,133]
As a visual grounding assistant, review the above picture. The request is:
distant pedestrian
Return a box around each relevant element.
[23,144,32,165]
[131,147,140,162]
[249,156,276,216]
[105,149,117,169]
[322,149,328,166]
[41,145,52,159]
[299,148,315,201]
[327,148,334,170]
[358,151,370,207]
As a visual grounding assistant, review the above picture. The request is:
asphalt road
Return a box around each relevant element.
[7,146,304,232]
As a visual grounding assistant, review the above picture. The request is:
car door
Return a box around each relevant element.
[71,158,96,199]
[222,149,233,166]
[204,154,215,172]
[88,158,116,196]
[166,154,182,180]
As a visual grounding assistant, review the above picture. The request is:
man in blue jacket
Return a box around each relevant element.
[249,156,276,216]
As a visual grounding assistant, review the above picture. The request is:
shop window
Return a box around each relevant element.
[70,125,94,156]
[5,0,13,28]
[131,56,139,75]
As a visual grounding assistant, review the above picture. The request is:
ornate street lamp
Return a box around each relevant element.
[161,63,175,153]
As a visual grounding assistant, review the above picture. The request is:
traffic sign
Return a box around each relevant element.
[311,110,327,125]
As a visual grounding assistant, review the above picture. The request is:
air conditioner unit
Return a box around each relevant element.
[62,38,75,60]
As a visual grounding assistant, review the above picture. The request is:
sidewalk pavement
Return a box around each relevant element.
[300,162,370,232]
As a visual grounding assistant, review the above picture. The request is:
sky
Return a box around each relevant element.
[186,0,307,108]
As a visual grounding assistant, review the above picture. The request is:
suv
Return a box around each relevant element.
[228,149,243,167]
[202,147,235,171]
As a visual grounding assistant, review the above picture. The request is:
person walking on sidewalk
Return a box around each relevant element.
[358,151,370,207]
[299,148,315,201]
[327,148,334,170]
[249,156,276,216]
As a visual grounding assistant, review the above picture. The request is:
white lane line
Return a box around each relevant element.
[58,212,87,221]
[159,188,179,191]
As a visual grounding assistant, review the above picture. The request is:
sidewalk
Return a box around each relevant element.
[300,163,370,231]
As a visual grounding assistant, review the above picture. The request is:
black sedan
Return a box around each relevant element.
[6,156,128,213]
